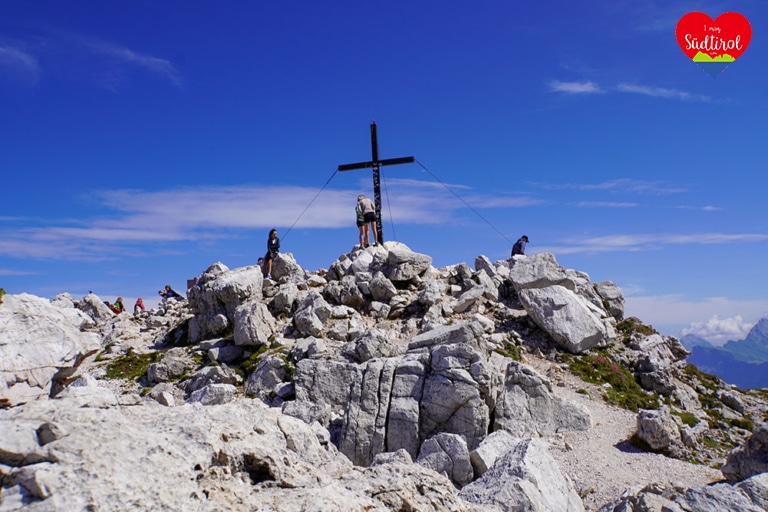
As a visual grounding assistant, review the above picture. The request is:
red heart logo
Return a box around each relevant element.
[676,12,751,60]
[676,12,751,77]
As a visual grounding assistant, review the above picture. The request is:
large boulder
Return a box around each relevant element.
[187,263,263,343]
[293,291,332,337]
[76,292,115,325]
[382,245,433,282]
[270,252,304,281]
[233,300,277,347]
[518,285,613,353]
[415,433,473,488]
[723,422,768,483]
[636,406,680,452]
[599,477,768,512]
[459,438,585,512]
[1,294,101,406]
[147,348,198,385]
[594,280,625,320]
[493,361,591,437]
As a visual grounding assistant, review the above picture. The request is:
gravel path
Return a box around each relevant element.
[531,359,723,511]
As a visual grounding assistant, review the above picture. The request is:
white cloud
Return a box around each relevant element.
[673,205,724,211]
[546,232,768,254]
[0,44,40,84]
[548,80,602,93]
[616,84,711,103]
[531,178,686,195]
[575,201,637,208]
[0,181,537,261]
[682,315,754,345]
[0,268,38,276]
[88,42,181,87]
[625,295,768,339]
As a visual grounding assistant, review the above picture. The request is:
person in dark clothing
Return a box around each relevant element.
[158,285,183,300]
[511,235,529,256]
[264,228,280,279]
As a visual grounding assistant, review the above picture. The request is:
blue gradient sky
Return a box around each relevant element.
[1,1,766,341]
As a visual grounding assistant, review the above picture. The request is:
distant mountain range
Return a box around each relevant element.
[685,318,768,389]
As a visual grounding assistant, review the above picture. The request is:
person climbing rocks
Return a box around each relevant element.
[357,194,377,247]
[264,228,280,279]
[511,235,529,256]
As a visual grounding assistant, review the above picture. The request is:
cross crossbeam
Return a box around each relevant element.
[338,122,414,243]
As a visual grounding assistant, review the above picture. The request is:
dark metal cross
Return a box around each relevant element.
[338,122,414,243]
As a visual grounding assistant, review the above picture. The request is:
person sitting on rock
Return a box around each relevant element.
[134,297,145,315]
[158,285,183,301]
[511,235,529,257]
[113,297,126,313]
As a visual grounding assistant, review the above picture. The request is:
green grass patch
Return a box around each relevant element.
[616,317,658,340]
[729,417,754,431]
[702,437,719,449]
[282,357,295,382]
[568,352,659,412]
[105,348,163,381]
[239,345,270,377]
[682,364,721,392]
[673,411,700,427]
[493,341,521,361]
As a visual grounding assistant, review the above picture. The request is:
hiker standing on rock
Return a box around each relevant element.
[264,228,280,279]
[355,200,366,248]
[511,235,529,256]
[357,194,377,247]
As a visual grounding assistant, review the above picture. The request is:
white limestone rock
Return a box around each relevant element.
[0,294,101,407]
[723,423,768,483]
[459,438,585,512]
[518,285,612,353]
[469,430,520,477]
[233,300,277,347]
[493,361,591,437]
[416,433,474,488]
[636,406,680,451]
[187,263,263,343]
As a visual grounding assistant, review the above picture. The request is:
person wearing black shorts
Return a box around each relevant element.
[264,228,280,279]
[357,194,377,247]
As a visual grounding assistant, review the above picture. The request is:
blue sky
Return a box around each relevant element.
[1,1,766,342]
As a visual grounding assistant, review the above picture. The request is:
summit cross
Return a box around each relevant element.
[338,122,414,243]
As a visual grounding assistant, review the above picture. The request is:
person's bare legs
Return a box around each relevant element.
[362,224,370,247]
[369,222,378,245]
[358,225,365,247]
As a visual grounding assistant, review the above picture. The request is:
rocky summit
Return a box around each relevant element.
[2,243,768,511]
